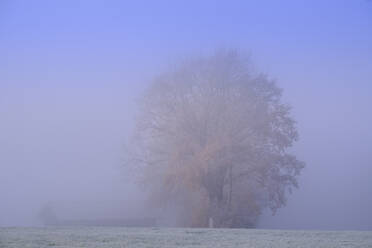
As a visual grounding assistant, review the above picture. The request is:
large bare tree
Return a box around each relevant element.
[128,50,304,228]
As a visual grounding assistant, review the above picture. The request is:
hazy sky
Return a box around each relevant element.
[1,0,371,229]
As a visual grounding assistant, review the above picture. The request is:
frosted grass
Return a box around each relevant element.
[1,227,371,248]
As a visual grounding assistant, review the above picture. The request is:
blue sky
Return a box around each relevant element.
[1,0,371,85]
[0,0,372,229]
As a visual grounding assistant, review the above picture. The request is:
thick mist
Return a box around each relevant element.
[1,0,371,230]
[0,86,145,226]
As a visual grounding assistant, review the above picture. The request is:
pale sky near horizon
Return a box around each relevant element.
[1,0,372,229]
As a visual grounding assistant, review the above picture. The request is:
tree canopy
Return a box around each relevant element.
[128,50,305,228]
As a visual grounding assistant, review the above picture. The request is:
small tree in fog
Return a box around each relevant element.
[38,203,58,226]
[129,50,304,228]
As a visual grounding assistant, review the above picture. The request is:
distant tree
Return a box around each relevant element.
[38,202,58,226]
[128,50,305,228]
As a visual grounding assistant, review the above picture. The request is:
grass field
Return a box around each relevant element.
[1,227,372,248]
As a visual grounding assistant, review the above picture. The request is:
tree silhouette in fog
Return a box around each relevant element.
[128,50,305,228]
